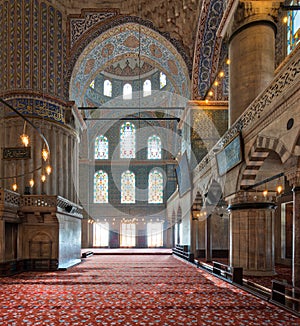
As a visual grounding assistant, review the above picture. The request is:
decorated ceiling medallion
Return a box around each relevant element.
[123,35,139,48]
[149,44,163,58]
[101,43,115,57]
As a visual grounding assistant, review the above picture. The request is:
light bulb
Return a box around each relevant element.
[277,185,283,194]
[12,183,17,191]
[283,16,288,24]
[41,174,46,182]
[219,71,224,77]
[263,189,268,197]
[208,91,213,96]
[29,179,34,187]
[46,165,52,175]
[20,134,30,147]
[42,148,49,161]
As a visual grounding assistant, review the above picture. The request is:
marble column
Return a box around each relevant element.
[229,191,276,276]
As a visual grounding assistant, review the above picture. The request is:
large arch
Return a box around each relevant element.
[192,0,226,100]
[69,21,191,106]
[240,135,290,189]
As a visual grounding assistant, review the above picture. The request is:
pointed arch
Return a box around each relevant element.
[240,135,289,189]
[69,20,191,106]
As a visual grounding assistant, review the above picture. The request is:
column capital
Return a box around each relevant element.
[240,0,284,17]
[285,168,300,188]
[227,0,284,37]
[240,1,284,18]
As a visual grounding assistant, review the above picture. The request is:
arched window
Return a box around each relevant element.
[94,170,108,203]
[121,170,135,203]
[143,79,151,97]
[103,79,112,97]
[95,135,108,159]
[159,72,166,89]
[123,83,132,100]
[148,169,163,203]
[148,135,161,159]
[120,122,136,158]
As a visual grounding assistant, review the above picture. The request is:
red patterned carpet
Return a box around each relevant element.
[0,255,299,325]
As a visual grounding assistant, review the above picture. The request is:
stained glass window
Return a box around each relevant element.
[94,170,108,203]
[121,170,135,203]
[123,83,132,100]
[104,79,112,97]
[286,2,300,54]
[148,169,163,203]
[95,135,108,159]
[159,72,166,89]
[120,122,136,158]
[143,79,151,97]
[148,135,161,159]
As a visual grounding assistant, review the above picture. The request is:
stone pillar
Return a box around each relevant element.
[286,168,300,288]
[205,214,212,262]
[0,220,4,262]
[229,191,276,276]
[292,186,300,288]
[81,218,89,248]
[228,1,283,126]
[191,216,197,257]
[0,0,79,202]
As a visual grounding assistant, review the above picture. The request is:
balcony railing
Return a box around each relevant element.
[0,190,82,217]
[0,189,20,207]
